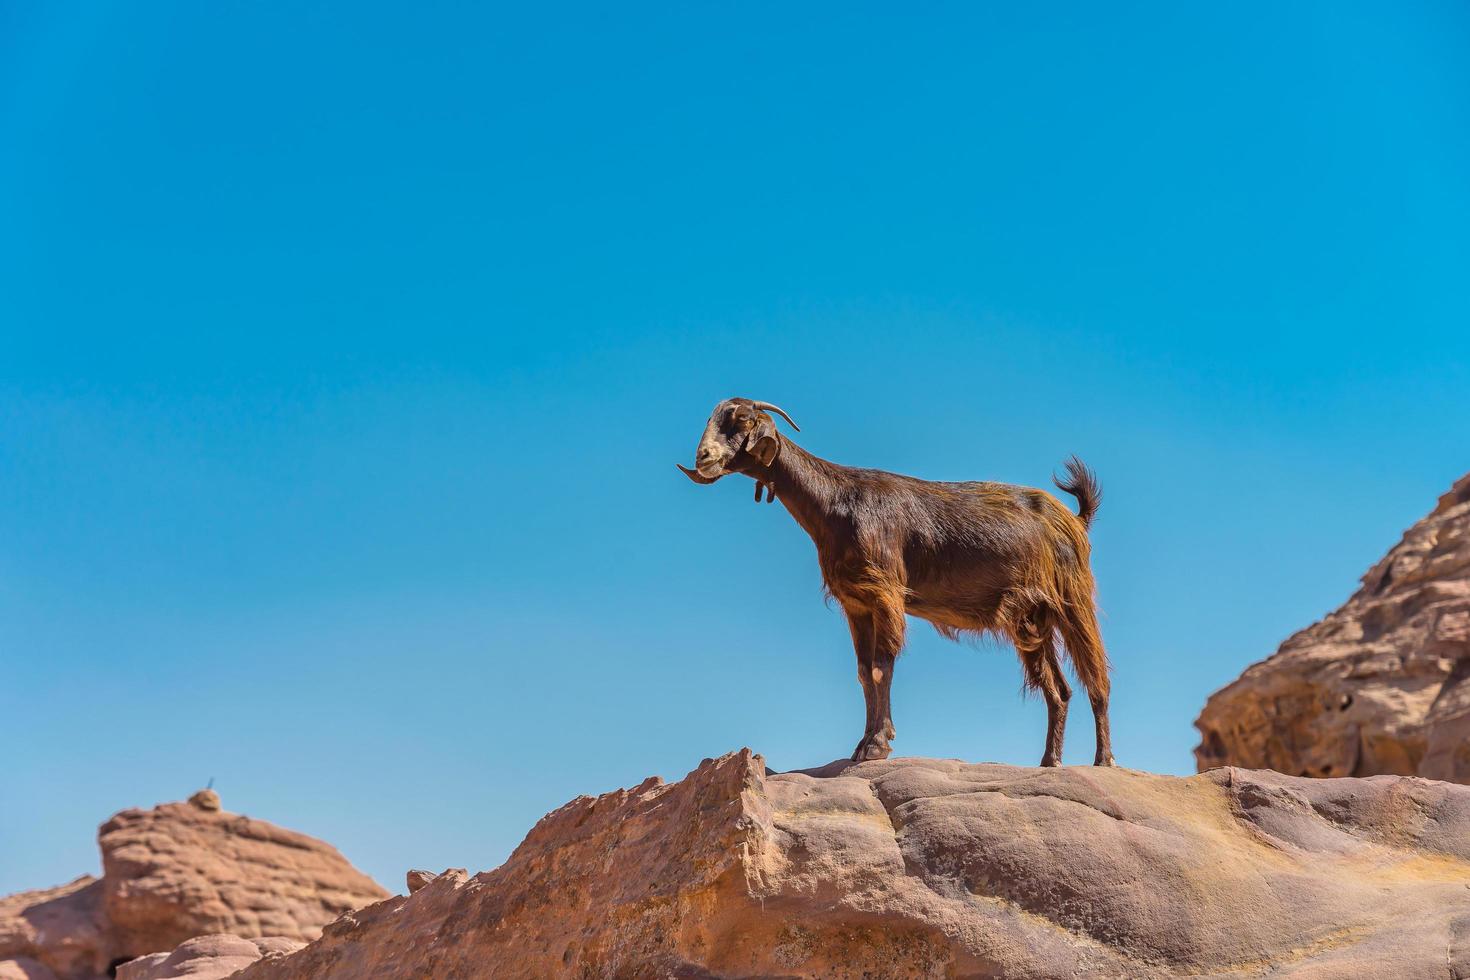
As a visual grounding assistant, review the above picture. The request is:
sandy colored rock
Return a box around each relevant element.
[99,799,387,962]
[0,796,384,980]
[115,935,302,980]
[1196,471,1470,780]
[0,957,60,980]
[404,870,446,895]
[221,750,1470,979]
[0,879,105,980]
[185,790,220,813]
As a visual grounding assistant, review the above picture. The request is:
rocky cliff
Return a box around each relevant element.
[0,790,386,980]
[117,750,1470,980]
[1196,471,1470,781]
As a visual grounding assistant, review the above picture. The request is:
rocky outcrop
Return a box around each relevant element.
[1196,471,1470,780]
[114,937,302,980]
[97,797,385,962]
[0,792,385,980]
[131,750,1470,979]
[0,878,104,980]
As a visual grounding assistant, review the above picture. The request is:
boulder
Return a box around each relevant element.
[185,790,220,813]
[1196,471,1470,780]
[99,797,386,962]
[404,870,456,896]
[0,792,385,980]
[208,750,1470,979]
[0,879,105,980]
[0,958,60,980]
[114,936,301,980]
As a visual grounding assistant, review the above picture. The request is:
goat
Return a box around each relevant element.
[678,397,1114,766]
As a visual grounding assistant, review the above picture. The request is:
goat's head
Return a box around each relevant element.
[677,398,800,485]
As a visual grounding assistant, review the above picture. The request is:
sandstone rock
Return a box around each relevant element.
[0,795,385,980]
[114,936,301,980]
[185,790,220,813]
[0,879,105,980]
[1196,471,1470,780]
[218,750,1470,979]
[0,957,60,980]
[404,870,456,895]
[99,797,387,962]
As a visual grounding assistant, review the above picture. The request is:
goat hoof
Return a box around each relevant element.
[1094,754,1116,767]
[1039,755,1062,768]
[851,734,892,762]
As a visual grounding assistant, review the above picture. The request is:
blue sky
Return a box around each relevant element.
[2,2,1468,894]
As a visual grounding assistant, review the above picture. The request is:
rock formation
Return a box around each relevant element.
[114,937,302,980]
[1196,471,1470,780]
[113,750,1470,979]
[0,878,105,980]
[0,791,385,980]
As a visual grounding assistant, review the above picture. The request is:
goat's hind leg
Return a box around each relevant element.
[1018,629,1071,768]
[1058,606,1115,767]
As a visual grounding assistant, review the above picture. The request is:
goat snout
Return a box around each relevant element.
[695,445,727,477]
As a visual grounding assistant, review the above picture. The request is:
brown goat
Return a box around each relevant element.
[679,397,1114,766]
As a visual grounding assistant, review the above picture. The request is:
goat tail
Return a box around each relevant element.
[1054,455,1101,530]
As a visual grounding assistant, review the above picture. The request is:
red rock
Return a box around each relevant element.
[114,935,302,980]
[99,798,385,962]
[1196,471,1470,780]
[0,957,60,980]
[185,790,220,813]
[0,792,384,980]
[404,869,458,895]
[199,750,1470,979]
[0,879,103,980]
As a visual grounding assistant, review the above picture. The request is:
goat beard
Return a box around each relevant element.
[676,463,723,485]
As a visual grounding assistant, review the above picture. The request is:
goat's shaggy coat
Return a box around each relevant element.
[681,398,1114,766]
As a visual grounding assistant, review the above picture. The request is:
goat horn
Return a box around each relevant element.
[676,463,720,485]
[750,401,800,431]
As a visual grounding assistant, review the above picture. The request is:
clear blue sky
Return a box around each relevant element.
[3,2,1467,895]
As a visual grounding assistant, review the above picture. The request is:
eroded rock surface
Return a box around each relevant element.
[0,879,105,980]
[1196,471,1470,780]
[114,936,302,980]
[99,798,385,962]
[0,792,384,980]
[203,750,1470,979]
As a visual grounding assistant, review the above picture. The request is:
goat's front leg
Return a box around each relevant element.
[851,602,904,762]
[846,610,877,756]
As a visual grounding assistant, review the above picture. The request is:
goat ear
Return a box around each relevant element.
[745,416,779,467]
